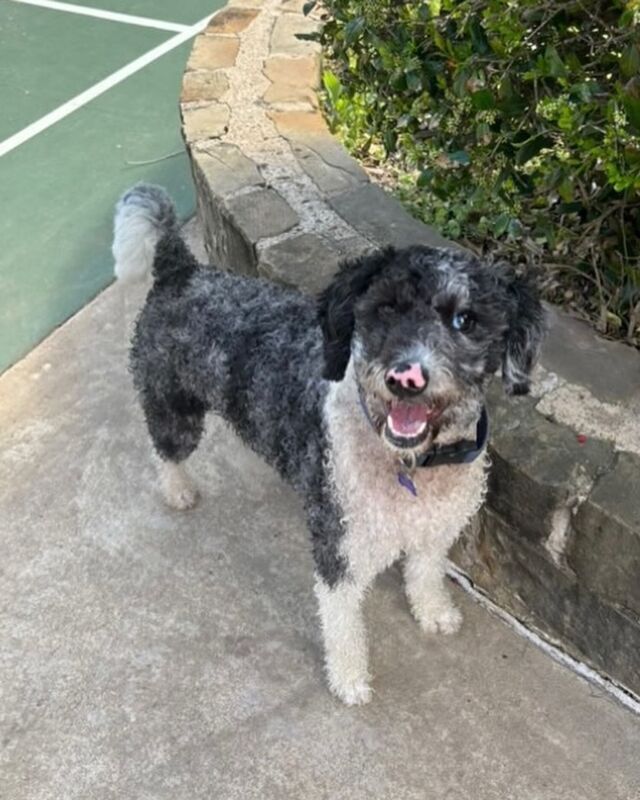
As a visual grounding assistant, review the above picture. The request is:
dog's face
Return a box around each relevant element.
[318,246,545,454]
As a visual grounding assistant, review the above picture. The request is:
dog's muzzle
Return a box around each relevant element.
[384,399,439,448]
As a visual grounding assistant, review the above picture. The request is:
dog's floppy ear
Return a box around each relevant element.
[501,272,546,395]
[317,248,392,381]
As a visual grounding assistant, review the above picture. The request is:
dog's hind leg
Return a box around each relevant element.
[141,387,207,510]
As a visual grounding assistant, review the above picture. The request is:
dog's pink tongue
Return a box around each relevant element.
[388,402,428,436]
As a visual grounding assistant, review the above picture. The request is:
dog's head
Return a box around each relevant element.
[317,246,545,453]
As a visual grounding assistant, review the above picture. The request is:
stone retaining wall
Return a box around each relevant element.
[180,0,640,701]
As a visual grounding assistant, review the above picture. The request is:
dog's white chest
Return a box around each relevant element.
[324,377,487,584]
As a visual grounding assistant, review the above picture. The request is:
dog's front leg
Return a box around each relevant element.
[404,547,462,635]
[314,577,371,705]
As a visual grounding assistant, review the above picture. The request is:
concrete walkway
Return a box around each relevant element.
[1,224,639,799]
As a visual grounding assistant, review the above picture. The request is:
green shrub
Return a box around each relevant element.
[306,0,640,344]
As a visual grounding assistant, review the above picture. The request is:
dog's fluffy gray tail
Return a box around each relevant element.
[113,183,177,283]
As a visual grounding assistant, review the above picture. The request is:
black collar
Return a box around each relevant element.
[357,387,489,469]
[413,406,489,468]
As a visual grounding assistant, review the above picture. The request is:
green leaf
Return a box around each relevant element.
[545,45,567,79]
[515,135,553,166]
[302,0,316,16]
[397,113,414,129]
[406,70,423,92]
[498,75,514,100]
[471,88,495,110]
[507,218,523,238]
[417,3,431,22]
[571,82,594,103]
[621,45,640,79]
[448,150,471,166]
[322,71,342,107]
[452,69,470,98]
[606,311,622,329]
[620,8,638,27]
[476,122,491,144]
[622,78,640,131]
[344,17,365,43]
[558,178,574,202]
[383,130,397,154]
[432,29,447,53]
[417,169,434,187]
[468,17,490,55]
[493,212,511,237]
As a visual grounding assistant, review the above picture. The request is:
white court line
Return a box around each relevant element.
[11,0,189,32]
[0,13,213,159]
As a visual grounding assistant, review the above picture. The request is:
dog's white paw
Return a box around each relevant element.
[165,483,199,511]
[330,677,372,706]
[159,461,199,510]
[414,603,463,635]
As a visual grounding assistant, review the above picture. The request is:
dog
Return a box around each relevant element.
[113,184,545,705]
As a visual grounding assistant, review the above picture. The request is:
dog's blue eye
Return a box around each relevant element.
[452,311,474,332]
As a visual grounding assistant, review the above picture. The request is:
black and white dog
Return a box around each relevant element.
[114,184,544,704]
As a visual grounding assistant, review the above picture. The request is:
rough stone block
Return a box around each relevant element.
[571,452,640,614]
[281,0,309,11]
[264,88,318,109]
[541,306,640,405]
[268,109,329,136]
[182,103,229,142]
[187,35,239,71]
[293,134,367,177]
[206,6,259,34]
[191,144,264,197]
[192,173,256,275]
[330,184,451,249]
[485,381,615,547]
[291,137,369,196]
[226,188,298,243]
[258,233,341,293]
[452,508,640,696]
[264,53,320,91]
[270,13,321,56]
[332,234,372,260]
[181,70,229,104]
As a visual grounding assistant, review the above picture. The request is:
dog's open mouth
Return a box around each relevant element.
[384,400,439,448]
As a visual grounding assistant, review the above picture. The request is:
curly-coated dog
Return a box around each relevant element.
[114,184,544,705]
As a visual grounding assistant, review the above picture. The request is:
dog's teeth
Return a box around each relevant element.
[387,416,427,438]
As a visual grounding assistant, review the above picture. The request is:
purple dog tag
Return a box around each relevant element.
[398,471,418,497]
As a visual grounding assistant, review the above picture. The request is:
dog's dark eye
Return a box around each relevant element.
[451,311,475,333]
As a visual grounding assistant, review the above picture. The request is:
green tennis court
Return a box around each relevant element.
[0,0,224,373]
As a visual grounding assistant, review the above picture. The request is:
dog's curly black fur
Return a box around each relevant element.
[114,184,545,704]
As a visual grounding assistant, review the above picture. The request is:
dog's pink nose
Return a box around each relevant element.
[385,362,428,395]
